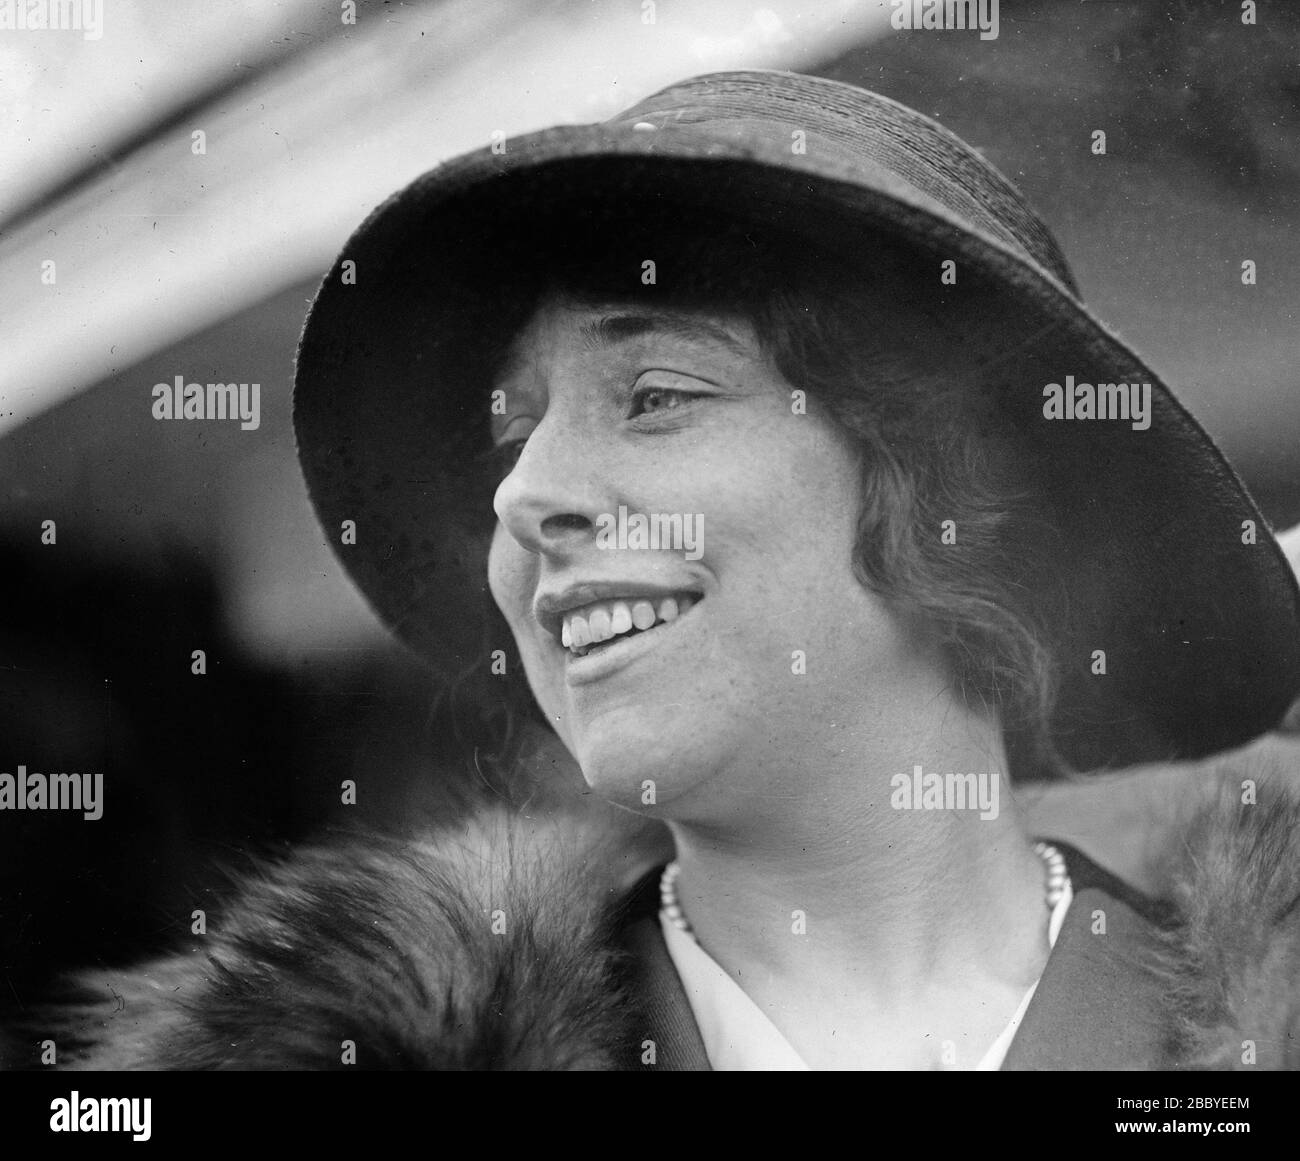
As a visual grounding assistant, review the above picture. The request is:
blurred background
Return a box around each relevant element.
[1,0,1298,1030]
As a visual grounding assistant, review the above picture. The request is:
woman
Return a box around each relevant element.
[31,71,1300,1070]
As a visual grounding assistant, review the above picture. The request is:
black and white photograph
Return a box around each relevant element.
[1,0,1297,1128]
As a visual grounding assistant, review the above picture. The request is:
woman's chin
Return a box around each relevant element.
[575,739,708,815]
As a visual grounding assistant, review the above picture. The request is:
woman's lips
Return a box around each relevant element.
[562,596,702,684]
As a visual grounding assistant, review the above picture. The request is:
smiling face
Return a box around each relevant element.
[487,291,942,821]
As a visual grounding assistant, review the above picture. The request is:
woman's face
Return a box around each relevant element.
[487,291,934,820]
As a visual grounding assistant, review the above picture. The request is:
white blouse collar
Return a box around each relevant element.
[660,878,1074,1071]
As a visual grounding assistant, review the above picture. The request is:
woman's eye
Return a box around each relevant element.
[631,385,697,417]
[495,438,528,470]
[487,415,538,477]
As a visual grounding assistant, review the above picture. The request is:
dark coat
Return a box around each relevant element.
[9,740,1300,1071]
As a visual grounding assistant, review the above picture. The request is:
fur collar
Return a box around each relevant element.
[10,743,1300,1071]
[29,814,647,1070]
[1153,761,1300,1069]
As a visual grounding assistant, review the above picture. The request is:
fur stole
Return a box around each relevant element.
[7,743,1300,1071]
[12,813,652,1070]
[1151,735,1300,1070]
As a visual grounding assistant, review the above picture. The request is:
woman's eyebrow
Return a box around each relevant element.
[578,312,747,355]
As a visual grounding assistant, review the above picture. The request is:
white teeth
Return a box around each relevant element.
[570,616,592,648]
[588,606,613,643]
[610,602,633,634]
[560,593,699,654]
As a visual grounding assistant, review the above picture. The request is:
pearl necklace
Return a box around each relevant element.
[660,841,1070,937]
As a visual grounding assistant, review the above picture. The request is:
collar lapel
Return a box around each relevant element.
[1001,883,1169,1070]
[620,914,712,1070]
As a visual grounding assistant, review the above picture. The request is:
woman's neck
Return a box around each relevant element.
[664,706,1054,1069]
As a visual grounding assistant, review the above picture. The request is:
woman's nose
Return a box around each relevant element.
[492,415,607,558]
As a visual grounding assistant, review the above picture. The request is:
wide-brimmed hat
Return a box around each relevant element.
[293,70,1300,773]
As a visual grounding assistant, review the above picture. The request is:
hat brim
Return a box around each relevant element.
[294,118,1300,773]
